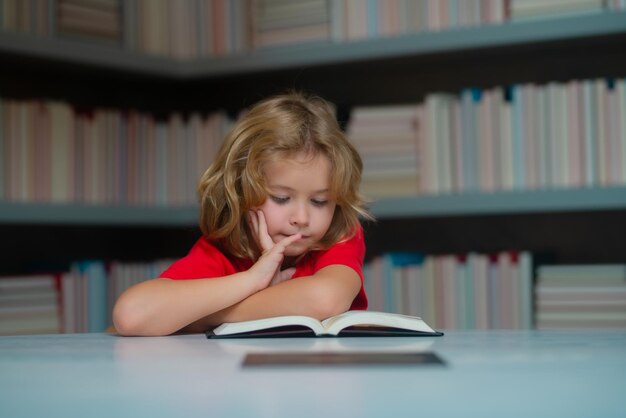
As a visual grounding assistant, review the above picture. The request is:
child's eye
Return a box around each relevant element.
[311,199,328,207]
[270,195,289,204]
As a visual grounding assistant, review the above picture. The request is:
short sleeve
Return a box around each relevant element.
[314,227,365,275]
[158,238,242,280]
[313,226,368,310]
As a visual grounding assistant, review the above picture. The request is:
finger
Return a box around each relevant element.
[270,267,296,286]
[276,232,302,249]
[263,233,301,260]
[248,210,258,232]
[247,211,261,248]
[280,267,296,281]
[256,210,275,250]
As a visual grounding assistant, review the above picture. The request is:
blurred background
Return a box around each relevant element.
[1,0,625,334]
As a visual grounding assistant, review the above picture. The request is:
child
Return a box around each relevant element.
[113,92,372,336]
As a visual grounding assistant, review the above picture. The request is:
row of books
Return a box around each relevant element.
[0,0,122,40]
[332,0,508,41]
[0,259,173,335]
[535,264,626,329]
[0,0,55,36]
[124,0,251,58]
[4,255,626,334]
[2,1,624,58]
[2,77,624,205]
[0,0,249,56]
[347,78,626,197]
[363,251,533,330]
[335,0,626,41]
[61,259,173,333]
[0,99,232,205]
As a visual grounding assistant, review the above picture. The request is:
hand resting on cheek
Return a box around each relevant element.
[247,209,301,290]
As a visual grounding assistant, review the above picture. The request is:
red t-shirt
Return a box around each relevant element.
[158,226,368,310]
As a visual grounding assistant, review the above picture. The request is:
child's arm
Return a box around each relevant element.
[112,233,301,336]
[179,209,361,331]
[182,264,361,332]
[112,274,254,336]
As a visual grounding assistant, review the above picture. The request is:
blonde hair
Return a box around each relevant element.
[198,92,372,260]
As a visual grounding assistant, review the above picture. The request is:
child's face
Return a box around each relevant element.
[257,152,336,257]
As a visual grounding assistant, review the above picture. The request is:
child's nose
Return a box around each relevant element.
[289,203,309,226]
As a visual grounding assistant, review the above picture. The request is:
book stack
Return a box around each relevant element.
[346,105,420,198]
[0,98,232,206]
[56,0,122,42]
[252,0,331,48]
[0,274,61,335]
[535,264,626,329]
[363,251,533,329]
[510,0,606,21]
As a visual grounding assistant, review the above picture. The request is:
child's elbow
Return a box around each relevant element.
[112,296,147,337]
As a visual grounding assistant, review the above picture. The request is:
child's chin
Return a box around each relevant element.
[284,246,308,257]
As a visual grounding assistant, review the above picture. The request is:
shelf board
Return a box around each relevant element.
[370,186,626,218]
[1,187,625,225]
[1,11,624,78]
[187,11,626,77]
[0,31,184,77]
[0,202,199,226]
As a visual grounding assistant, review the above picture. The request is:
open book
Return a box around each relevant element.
[206,311,443,339]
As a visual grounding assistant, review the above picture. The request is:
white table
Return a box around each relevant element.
[1,330,625,418]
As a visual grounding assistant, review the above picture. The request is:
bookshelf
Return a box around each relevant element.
[1,6,625,332]
[2,12,625,111]
[0,201,199,225]
[1,12,624,78]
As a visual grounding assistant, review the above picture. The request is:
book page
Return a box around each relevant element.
[213,315,325,336]
[322,311,435,335]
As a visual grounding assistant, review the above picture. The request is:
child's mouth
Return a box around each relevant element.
[281,233,309,241]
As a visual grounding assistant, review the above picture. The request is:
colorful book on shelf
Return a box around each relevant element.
[206,310,443,339]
